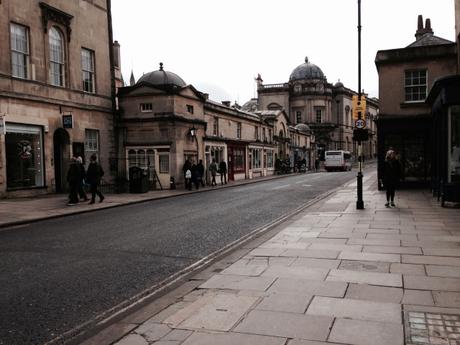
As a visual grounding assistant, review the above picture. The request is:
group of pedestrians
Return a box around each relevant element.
[183,158,227,190]
[67,154,104,206]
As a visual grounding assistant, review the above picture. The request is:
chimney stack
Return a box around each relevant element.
[415,15,434,40]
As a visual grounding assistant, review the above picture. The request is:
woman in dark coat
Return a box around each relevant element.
[67,157,82,205]
[383,150,401,207]
[86,154,104,204]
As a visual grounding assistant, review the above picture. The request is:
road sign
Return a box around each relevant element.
[352,95,366,120]
[355,119,366,129]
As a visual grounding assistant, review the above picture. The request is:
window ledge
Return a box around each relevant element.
[400,101,427,108]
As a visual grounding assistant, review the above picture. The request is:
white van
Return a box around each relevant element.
[324,150,352,171]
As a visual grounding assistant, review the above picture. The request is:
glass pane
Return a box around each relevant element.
[6,127,44,188]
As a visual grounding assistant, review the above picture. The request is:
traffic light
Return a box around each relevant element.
[353,128,369,142]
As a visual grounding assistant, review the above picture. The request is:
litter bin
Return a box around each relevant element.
[129,166,149,193]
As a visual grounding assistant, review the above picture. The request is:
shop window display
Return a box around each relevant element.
[6,124,44,189]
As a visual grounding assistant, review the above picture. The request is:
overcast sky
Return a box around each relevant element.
[111,0,455,104]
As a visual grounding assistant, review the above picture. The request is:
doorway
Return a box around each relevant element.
[53,128,70,192]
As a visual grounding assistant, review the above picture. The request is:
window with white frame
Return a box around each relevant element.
[186,104,194,114]
[85,129,99,160]
[263,128,266,142]
[159,154,169,173]
[10,23,29,79]
[268,129,272,143]
[254,126,259,140]
[81,48,95,93]
[140,103,153,112]
[266,150,274,168]
[405,70,427,102]
[237,122,242,139]
[49,27,65,86]
[252,148,261,169]
[127,148,155,179]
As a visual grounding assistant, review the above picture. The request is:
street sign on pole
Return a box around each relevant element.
[355,119,366,129]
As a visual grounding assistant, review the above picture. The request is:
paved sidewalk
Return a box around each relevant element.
[0,173,297,229]
[81,168,460,345]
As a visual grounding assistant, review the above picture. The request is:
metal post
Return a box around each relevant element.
[356,0,364,209]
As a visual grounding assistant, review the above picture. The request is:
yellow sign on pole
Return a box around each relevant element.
[352,95,366,120]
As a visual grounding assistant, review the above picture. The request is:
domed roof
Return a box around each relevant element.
[295,123,311,134]
[289,57,325,81]
[241,98,258,112]
[334,79,344,88]
[137,63,186,87]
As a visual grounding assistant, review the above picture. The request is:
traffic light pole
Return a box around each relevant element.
[356,0,364,209]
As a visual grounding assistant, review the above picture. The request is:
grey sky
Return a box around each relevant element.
[111,0,455,104]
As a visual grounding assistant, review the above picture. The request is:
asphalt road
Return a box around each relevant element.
[0,169,360,345]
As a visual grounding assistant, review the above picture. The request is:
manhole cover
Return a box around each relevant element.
[405,311,460,345]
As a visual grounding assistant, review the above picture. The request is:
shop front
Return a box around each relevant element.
[5,123,45,190]
[427,75,460,204]
[227,142,246,181]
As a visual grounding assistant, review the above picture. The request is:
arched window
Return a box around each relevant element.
[267,103,282,110]
[49,27,65,86]
[128,149,137,168]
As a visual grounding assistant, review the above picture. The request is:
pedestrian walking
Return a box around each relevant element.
[67,157,82,206]
[86,154,105,204]
[197,159,205,187]
[191,162,200,190]
[383,149,401,207]
[209,158,218,186]
[182,159,192,190]
[185,168,192,191]
[219,160,227,185]
[76,156,88,201]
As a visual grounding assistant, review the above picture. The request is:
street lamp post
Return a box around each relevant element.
[356,0,364,210]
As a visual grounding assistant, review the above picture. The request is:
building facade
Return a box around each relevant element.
[375,15,457,188]
[252,57,378,162]
[116,64,314,189]
[0,0,116,197]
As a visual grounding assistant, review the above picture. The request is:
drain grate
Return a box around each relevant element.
[405,311,460,345]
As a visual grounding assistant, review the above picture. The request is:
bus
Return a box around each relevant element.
[324,150,352,172]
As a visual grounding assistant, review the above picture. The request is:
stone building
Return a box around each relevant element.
[116,64,314,189]
[0,0,116,197]
[375,15,457,188]
[253,57,378,162]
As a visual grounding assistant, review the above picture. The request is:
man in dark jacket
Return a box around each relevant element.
[67,157,81,205]
[76,156,88,201]
[219,160,227,185]
[383,150,401,207]
[86,154,104,204]
[197,159,205,187]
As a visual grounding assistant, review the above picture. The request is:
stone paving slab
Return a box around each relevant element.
[268,278,347,297]
[181,331,286,345]
[426,265,460,278]
[290,258,340,269]
[338,251,401,263]
[306,296,402,323]
[404,275,460,292]
[163,293,258,331]
[402,255,460,266]
[260,266,329,280]
[390,263,426,276]
[345,284,403,303]
[198,274,276,291]
[326,269,403,287]
[329,318,404,345]
[338,260,390,273]
[255,293,312,314]
[363,245,422,255]
[234,309,333,341]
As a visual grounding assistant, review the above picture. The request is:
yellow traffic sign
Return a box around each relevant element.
[352,95,366,120]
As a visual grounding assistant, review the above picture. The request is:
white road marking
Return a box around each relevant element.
[272,184,291,190]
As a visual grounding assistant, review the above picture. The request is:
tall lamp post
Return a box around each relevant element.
[356,0,364,210]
